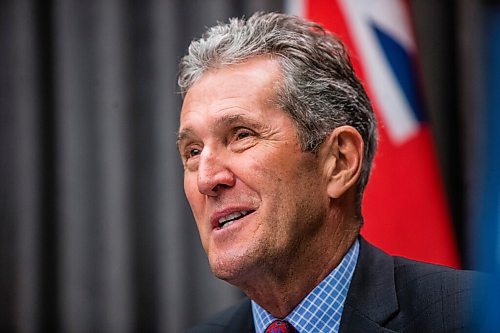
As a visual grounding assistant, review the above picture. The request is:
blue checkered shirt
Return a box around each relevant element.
[251,239,359,333]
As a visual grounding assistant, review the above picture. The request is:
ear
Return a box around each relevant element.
[321,126,364,199]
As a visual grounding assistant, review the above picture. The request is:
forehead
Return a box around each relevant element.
[179,57,283,127]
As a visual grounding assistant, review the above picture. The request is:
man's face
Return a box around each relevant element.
[178,57,331,282]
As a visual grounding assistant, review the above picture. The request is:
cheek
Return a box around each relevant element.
[254,152,324,207]
[184,174,204,216]
[245,148,289,179]
[249,154,305,190]
[184,176,209,246]
[183,173,194,199]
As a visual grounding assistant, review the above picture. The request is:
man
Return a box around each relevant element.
[177,12,478,333]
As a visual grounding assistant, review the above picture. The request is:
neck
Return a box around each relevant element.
[235,214,360,318]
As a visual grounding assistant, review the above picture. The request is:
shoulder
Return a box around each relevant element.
[185,298,254,333]
[393,254,478,293]
[346,238,485,332]
[392,255,487,329]
[358,238,480,297]
[393,256,477,311]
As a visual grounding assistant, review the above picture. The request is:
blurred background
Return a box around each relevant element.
[1,0,499,332]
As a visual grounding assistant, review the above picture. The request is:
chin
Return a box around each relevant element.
[208,251,261,284]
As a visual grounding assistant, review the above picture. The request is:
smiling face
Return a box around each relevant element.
[178,57,333,283]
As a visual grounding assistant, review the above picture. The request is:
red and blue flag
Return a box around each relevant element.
[289,0,460,267]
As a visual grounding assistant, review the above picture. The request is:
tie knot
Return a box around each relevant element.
[265,319,298,333]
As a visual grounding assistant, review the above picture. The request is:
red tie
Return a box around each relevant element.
[265,320,298,333]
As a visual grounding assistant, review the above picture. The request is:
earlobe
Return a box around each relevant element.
[323,126,364,199]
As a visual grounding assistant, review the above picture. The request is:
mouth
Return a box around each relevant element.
[213,209,256,230]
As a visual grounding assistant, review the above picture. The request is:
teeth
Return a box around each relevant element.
[222,220,236,229]
[218,210,249,228]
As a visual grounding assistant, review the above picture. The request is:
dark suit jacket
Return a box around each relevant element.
[186,238,481,332]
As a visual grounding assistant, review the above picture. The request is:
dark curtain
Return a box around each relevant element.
[0,0,486,332]
[0,1,282,332]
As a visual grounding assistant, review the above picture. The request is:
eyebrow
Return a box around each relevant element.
[215,113,268,133]
[177,113,266,150]
[176,128,194,151]
[215,114,246,128]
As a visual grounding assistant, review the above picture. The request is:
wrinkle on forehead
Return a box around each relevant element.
[183,56,283,107]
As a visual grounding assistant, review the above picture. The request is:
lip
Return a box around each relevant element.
[210,207,257,230]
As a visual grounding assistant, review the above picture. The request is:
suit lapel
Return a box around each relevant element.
[339,238,399,333]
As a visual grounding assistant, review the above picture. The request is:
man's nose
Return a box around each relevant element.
[197,149,235,196]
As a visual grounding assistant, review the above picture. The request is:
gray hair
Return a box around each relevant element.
[178,12,377,216]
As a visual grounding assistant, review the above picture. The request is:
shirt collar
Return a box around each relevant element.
[252,239,359,333]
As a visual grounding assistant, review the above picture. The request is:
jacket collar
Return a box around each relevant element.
[339,237,399,333]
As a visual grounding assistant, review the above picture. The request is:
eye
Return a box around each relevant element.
[189,148,201,157]
[183,145,202,161]
[235,128,253,140]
